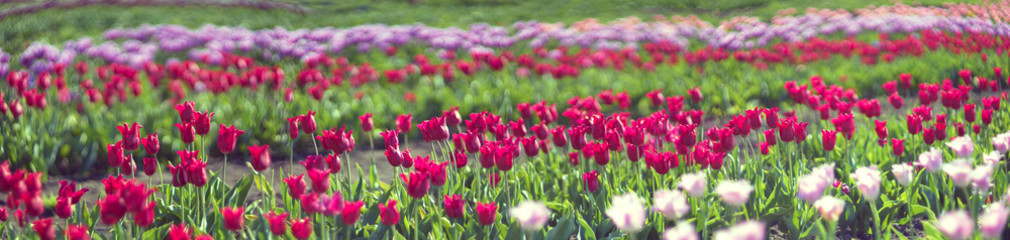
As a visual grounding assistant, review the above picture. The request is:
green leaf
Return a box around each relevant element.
[363,186,393,225]
[576,211,598,240]
[142,224,171,239]
[504,221,524,240]
[225,175,254,206]
[547,214,576,240]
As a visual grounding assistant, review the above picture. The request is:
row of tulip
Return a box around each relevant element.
[1,24,1007,173]
[3,57,1010,239]
[5,1,1009,75]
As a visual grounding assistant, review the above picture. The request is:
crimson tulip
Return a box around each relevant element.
[307,169,330,194]
[134,202,155,228]
[174,101,196,123]
[444,194,465,219]
[140,133,159,156]
[822,130,838,152]
[265,211,289,236]
[476,201,498,226]
[167,224,192,240]
[359,113,374,132]
[192,111,214,135]
[247,145,271,172]
[64,224,89,240]
[107,141,125,168]
[175,122,195,144]
[287,117,300,139]
[400,171,430,198]
[378,200,400,226]
[396,114,413,133]
[300,111,317,134]
[341,201,364,225]
[117,122,142,151]
[32,218,55,240]
[290,218,312,240]
[583,171,599,193]
[221,207,245,231]
[218,125,245,155]
[325,154,341,174]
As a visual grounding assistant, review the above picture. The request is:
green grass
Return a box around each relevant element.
[0,0,991,55]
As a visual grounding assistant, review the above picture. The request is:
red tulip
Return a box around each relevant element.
[381,129,400,149]
[341,200,364,225]
[444,194,465,219]
[186,158,208,187]
[174,101,196,123]
[891,138,904,157]
[138,157,156,176]
[217,125,245,154]
[116,122,143,151]
[709,151,726,170]
[140,133,159,156]
[758,142,770,155]
[317,126,355,155]
[982,109,993,125]
[384,146,403,167]
[451,149,468,169]
[301,155,325,171]
[822,130,838,152]
[287,117,300,139]
[306,169,330,194]
[175,122,195,144]
[831,114,855,140]
[444,107,462,126]
[954,123,966,137]
[396,114,413,133]
[134,202,155,228]
[400,149,414,168]
[167,162,188,187]
[64,224,89,240]
[15,209,25,227]
[192,111,214,135]
[32,218,55,240]
[359,113,374,132]
[475,201,498,226]
[290,218,312,240]
[923,127,936,145]
[378,200,400,226]
[958,69,972,84]
[964,103,976,123]
[247,145,271,172]
[167,224,193,240]
[687,87,703,103]
[317,154,338,174]
[888,92,903,109]
[265,211,289,236]
[583,170,599,193]
[935,122,947,140]
[300,111,317,134]
[55,197,72,219]
[495,145,516,171]
[568,151,580,166]
[98,193,126,225]
[221,207,245,231]
[300,193,321,215]
[400,171,430,199]
[627,143,642,162]
[120,155,136,175]
[107,141,125,168]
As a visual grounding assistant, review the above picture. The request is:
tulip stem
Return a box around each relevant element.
[223,154,229,185]
[311,133,319,155]
[870,201,882,240]
[289,140,295,176]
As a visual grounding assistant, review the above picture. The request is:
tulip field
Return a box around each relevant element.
[4,0,1010,239]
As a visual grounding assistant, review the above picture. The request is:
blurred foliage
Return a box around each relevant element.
[0,0,991,54]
